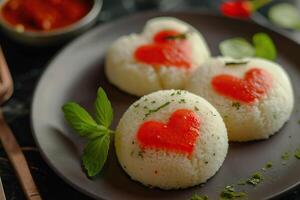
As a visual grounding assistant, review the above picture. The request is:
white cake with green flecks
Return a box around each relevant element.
[186,57,294,142]
[115,90,228,189]
[105,17,210,96]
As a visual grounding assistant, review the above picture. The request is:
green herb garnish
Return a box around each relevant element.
[144,101,171,119]
[246,173,263,186]
[281,152,290,160]
[294,149,300,159]
[262,161,273,171]
[253,33,276,61]
[220,185,246,199]
[225,61,249,66]
[268,3,300,30]
[165,33,187,40]
[265,162,273,169]
[190,194,209,200]
[179,99,186,103]
[176,90,182,95]
[219,33,277,60]
[138,150,144,158]
[232,102,241,110]
[220,38,255,59]
[62,87,114,177]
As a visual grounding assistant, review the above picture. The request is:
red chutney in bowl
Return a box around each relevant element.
[1,0,93,32]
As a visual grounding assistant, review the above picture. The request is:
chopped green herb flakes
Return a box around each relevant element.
[232,102,241,110]
[246,173,263,186]
[179,99,186,103]
[265,162,273,169]
[294,149,300,159]
[165,33,187,41]
[281,152,290,160]
[225,61,249,66]
[144,102,171,119]
[220,185,246,199]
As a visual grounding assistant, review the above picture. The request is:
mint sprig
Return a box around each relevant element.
[219,32,277,60]
[62,87,114,177]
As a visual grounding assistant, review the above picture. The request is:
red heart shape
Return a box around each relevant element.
[211,68,272,103]
[134,30,192,69]
[137,109,200,156]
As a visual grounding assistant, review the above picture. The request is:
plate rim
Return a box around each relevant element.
[30,10,300,200]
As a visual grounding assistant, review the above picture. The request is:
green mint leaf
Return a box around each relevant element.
[62,102,100,137]
[82,134,110,177]
[85,126,110,140]
[219,38,255,59]
[268,3,300,30]
[95,87,113,128]
[253,33,277,60]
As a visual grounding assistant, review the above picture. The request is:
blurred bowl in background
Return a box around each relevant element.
[0,0,102,46]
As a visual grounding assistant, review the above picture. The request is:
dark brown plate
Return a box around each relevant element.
[31,11,300,200]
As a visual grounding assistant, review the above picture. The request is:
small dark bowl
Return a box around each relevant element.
[0,0,102,46]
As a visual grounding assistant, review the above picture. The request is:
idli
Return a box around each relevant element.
[186,57,294,142]
[105,17,211,96]
[115,90,228,189]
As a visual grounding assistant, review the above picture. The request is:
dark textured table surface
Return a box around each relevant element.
[0,0,300,199]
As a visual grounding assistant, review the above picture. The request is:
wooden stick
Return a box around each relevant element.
[0,48,13,104]
[0,47,41,200]
[0,109,42,200]
[0,176,6,200]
